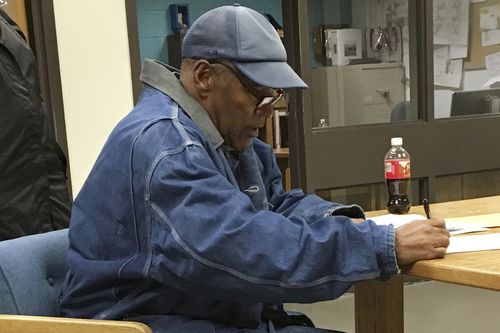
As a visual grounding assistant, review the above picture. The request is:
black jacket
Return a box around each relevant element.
[0,9,71,240]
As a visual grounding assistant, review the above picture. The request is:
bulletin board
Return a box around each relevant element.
[465,0,500,70]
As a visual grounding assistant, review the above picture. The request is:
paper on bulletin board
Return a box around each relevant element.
[433,0,469,46]
[465,0,500,69]
[480,4,500,46]
[480,6,500,29]
[482,29,500,46]
[483,51,500,86]
[480,3,500,28]
[434,46,463,88]
[449,45,468,59]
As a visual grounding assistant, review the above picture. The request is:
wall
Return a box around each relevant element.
[137,0,283,65]
[350,0,367,28]
[53,0,134,196]
[323,0,351,24]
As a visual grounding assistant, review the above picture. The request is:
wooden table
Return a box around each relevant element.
[355,195,500,333]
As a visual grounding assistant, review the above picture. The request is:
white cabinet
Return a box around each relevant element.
[311,63,405,127]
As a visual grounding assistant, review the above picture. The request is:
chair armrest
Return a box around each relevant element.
[0,314,152,333]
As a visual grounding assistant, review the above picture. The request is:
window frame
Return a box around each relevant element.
[284,0,500,202]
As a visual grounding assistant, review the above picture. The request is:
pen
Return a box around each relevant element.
[422,198,431,219]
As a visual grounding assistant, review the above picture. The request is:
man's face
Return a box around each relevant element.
[208,62,280,151]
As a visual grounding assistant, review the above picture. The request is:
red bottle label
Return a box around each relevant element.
[385,159,411,179]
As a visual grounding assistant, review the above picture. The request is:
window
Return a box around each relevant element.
[285,0,500,210]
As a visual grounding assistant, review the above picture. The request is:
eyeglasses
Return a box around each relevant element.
[210,61,284,109]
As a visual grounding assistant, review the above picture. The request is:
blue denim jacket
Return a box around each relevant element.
[58,60,398,331]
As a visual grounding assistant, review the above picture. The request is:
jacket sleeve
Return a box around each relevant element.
[147,143,399,304]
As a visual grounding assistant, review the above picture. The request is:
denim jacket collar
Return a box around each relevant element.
[140,59,224,149]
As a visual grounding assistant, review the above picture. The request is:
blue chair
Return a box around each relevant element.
[390,101,411,122]
[0,229,151,333]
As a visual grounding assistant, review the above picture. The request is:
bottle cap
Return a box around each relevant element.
[391,137,403,146]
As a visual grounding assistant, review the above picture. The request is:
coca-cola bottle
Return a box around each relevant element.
[384,137,411,214]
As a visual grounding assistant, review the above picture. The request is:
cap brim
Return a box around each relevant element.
[234,62,308,89]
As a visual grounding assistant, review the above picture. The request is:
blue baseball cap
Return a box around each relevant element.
[181,4,308,89]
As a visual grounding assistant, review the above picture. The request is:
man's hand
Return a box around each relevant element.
[395,218,450,265]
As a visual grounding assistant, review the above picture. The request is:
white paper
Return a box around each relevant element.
[369,214,427,228]
[434,46,463,88]
[433,0,469,45]
[478,5,500,46]
[447,233,500,253]
[480,4,500,30]
[449,227,490,236]
[449,45,468,59]
[483,52,500,87]
[369,214,488,235]
[444,219,490,235]
[445,213,500,228]
[480,12,499,30]
[482,29,500,46]
[471,0,487,3]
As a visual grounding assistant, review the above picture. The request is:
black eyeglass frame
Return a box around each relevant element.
[209,61,284,109]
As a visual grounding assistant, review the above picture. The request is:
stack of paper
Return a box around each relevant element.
[447,233,500,253]
[368,214,489,235]
[369,213,500,254]
[369,214,427,229]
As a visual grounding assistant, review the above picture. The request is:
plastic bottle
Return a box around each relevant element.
[318,118,328,127]
[384,137,411,214]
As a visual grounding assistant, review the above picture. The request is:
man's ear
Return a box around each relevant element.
[191,60,214,98]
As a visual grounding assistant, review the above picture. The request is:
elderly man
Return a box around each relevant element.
[59,5,449,333]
